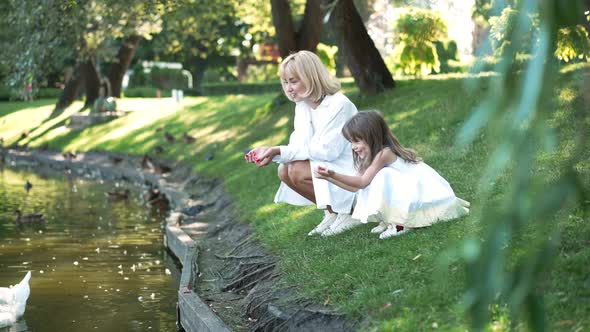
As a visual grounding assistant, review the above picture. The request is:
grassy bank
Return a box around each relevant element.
[1,67,588,331]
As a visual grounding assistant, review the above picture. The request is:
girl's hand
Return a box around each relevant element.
[314,165,334,179]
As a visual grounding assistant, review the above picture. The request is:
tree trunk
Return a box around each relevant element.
[185,56,208,93]
[271,0,323,58]
[584,0,590,34]
[271,0,297,58]
[109,35,142,98]
[54,64,84,112]
[83,57,101,108]
[325,0,395,94]
[296,0,322,53]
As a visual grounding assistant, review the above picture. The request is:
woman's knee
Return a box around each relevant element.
[287,161,311,185]
[277,164,289,182]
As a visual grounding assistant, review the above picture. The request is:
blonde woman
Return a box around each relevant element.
[245,50,360,236]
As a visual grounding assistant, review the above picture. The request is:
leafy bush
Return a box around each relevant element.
[128,66,189,90]
[36,88,61,99]
[316,43,338,75]
[0,86,11,101]
[489,6,589,63]
[390,7,448,76]
[195,81,282,96]
[489,7,536,57]
[555,24,590,62]
[202,66,238,84]
[124,86,172,98]
[244,64,279,83]
[149,67,188,90]
[433,40,459,73]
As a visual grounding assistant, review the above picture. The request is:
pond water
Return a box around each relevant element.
[0,167,180,332]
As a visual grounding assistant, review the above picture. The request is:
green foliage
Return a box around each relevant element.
[455,0,588,330]
[391,7,448,76]
[489,6,536,57]
[123,86,171,98]
[0,0,164,90]
[0,85,11,101]
[0,86,60,101]
[196,81,283,96]
[201,66,238,84]
[433,40,459,74]
[488,3,590,63]
[151,0,250,86]
[316,43,339,75]
[242,64,279,83]
[148,67,188,90]
[36,88,62,99]
[555,24,590,62]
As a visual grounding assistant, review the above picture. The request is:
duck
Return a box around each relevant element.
[0,271,31,328]
[154,162,172,174]
[106,189,130,200]
[62,151,77,160]
[14,209,45,225]
[153,146,164,155]
[140,154,155,170]
[24,180,33,193]
[182,133,196,144]
[109,155,123,165]
[164,132,175,143]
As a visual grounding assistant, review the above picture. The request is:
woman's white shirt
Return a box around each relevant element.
[274,92,357,164]
[273,92,358,214]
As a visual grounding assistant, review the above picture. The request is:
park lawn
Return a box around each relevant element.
[1,65,588,331]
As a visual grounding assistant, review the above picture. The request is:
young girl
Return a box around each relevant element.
[314,111,470,239]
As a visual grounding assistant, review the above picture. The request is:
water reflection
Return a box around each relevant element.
[0,167,179,332]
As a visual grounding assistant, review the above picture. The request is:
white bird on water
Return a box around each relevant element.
[0,271,31,328]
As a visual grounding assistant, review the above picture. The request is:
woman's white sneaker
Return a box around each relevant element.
[308,211,337,236]
[379,225,409,239]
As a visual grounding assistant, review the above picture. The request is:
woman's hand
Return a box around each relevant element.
[256,146,279,167]
[313,165,334,179]
[245,146,278,167]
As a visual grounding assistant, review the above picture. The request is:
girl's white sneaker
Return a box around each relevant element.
[379,225,409,239]
[308,212,337,236]
[370,222,388,234]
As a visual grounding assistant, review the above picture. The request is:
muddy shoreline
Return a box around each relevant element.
[0,148,357,332]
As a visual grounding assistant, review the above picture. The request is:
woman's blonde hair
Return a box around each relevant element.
[279,50,341,102]
[342,111,421,171]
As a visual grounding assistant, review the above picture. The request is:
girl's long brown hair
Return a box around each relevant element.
[342,111,421,172]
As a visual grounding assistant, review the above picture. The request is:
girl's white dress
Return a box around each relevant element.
[352,158,470,228]
[273,92,358,214]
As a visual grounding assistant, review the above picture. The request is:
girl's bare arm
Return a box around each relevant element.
[315,148,396,190]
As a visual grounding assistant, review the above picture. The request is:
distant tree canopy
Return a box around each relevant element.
[478,0,590,61]
[0,0,164,109]
[0,0,455,102]
[392,7,448,76]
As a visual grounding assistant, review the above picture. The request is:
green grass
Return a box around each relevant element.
[1,67,588,331]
